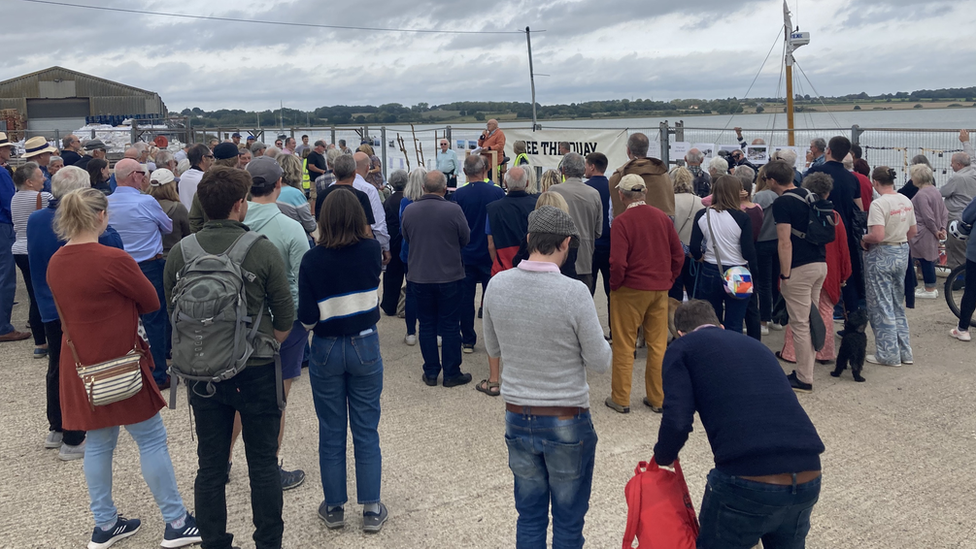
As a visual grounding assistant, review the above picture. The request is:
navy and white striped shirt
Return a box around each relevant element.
[298,237,381,337]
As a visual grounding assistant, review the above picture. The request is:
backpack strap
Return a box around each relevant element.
[784,191,811,239]
[225,231,264,282]
[178,234,206,265]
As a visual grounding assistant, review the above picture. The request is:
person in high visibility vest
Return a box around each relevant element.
[512,140,529,168]
[301,154,312,198]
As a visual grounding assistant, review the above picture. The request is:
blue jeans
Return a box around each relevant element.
[404,281,418,335]
[460,263,492,346]
[84,413,187,529]
[504,410,597,549]
[697,469,821,549]
[138,257,168,386]
[278,319,308,380]
[693,262,749,334]
[0,223,16,335]
[415,280,463,380]
[309,328,383,506]
[917,257,937,288]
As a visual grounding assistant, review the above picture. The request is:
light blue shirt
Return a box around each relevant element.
[436,149,459,175]
[107,186,173,262]
[277,185,308,208]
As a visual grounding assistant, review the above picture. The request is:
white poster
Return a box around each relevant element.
[693,143,716,163]
[670,141,691,161]
[506,129,632,175]
[746,145,769,165]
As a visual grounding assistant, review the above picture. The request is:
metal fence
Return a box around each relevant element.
[4,120,972,185]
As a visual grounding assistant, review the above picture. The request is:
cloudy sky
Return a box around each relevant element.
[2,0,973,111]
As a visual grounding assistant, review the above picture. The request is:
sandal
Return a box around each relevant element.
[475,379,500,397]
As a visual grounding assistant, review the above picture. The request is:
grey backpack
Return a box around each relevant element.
[168,231,281,408]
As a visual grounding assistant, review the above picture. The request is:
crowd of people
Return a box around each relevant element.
[0,121,974,549]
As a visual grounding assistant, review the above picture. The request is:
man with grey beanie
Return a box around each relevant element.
[482,205,610,547]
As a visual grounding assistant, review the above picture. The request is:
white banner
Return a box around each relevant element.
[505,129,632,175]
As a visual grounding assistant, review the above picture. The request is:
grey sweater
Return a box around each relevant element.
[401,194,470,284]
[483,263,611,408]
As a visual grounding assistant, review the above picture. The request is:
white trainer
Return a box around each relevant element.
[950,328,971,342]
[404,334,417,346]
[915,288,938,299]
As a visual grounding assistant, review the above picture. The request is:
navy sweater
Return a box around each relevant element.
[453,180,504,267]
[653,327,824,475]
[298,238,381,337]
[585,175,611,251]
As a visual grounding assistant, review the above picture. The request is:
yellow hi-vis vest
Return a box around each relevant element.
[301,158,311,191]
[513,153,529,166]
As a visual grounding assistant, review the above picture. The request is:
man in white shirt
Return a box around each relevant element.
[178,144,214,210]
[338,152,390,264]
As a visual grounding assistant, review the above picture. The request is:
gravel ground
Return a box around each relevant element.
[1,277,974,549]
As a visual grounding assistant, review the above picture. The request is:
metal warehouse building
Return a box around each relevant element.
[0,66,167,134]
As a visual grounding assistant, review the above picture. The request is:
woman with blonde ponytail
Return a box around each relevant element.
[48,188,201,549]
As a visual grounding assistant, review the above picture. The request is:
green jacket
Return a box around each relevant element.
[163,219,295,366]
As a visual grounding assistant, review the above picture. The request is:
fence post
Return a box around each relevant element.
[851,124,863,145]
[446,125,452,143]
[330,125,336,146]
[675,120,684,142]
[381,126,387,181]
[659,121,670,165]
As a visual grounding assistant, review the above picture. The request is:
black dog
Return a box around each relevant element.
[831,309,869,382]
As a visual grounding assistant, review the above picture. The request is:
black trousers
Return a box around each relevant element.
[591,247,611,332]
[190,364,283,549]
[44,320,85,445]
[380,241,404,316]
[14,255,45,346]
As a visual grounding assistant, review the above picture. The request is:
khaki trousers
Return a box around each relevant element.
[781,262,827,385]
[609,287,669,408]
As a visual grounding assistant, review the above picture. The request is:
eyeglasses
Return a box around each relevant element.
[134,170,146,175]
[204,154,215,159]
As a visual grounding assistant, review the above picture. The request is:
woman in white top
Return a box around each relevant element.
[11,162,54,357]
[669,167,704,302]
[690,175,758,334]
[863,166,917,366]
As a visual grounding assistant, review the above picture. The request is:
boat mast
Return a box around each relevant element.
[784,1,809,147]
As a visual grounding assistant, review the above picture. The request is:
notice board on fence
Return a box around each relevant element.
[505,129,632,174]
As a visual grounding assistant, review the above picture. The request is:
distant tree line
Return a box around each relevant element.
[177,86,976,127]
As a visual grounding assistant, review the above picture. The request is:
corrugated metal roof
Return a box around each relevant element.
[0,66,156,96]
[0,66,166,115]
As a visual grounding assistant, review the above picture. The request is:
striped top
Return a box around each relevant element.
[12,190,53,255]
[298,237,382,337]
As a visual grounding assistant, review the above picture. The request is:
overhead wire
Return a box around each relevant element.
[12,0,531,35]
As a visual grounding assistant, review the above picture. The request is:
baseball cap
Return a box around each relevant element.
[250,141,266,154]
[246,155,283,190]
[615,174,647,192]
[213,142,239,160]
[150,168,175,186]
[84,139,107,151]
[246,135,256,141]
[232,132,242,138]
[527,206,580,248]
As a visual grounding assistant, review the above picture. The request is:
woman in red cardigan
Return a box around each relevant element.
[48,188,200,549]
[780,174,852,363]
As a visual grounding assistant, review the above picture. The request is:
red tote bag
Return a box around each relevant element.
[622,457,700,549]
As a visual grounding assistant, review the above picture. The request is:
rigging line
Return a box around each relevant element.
[720,28,783,135]
[12,0,530,35]
[794,60,844,130]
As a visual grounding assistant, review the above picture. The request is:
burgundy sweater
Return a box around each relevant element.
[610,204,684,292]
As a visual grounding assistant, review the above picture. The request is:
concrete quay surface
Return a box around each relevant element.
[1,278,974,549]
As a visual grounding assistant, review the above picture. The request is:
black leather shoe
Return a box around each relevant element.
[443,373,473,387]
[422,374,438,386]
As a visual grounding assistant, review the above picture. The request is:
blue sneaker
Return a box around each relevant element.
[88,516,140,549]
[161,513,202,548]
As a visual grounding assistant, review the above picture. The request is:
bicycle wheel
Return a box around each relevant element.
[944,264,968,321]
